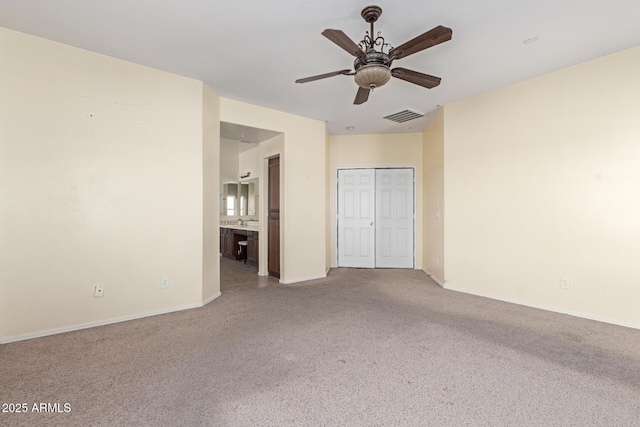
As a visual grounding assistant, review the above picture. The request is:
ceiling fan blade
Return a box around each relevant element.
[389,25,452,60]
[322,29,367,59]
[354,87,370,105]
[295,69,352,83]
[392,68,441,89]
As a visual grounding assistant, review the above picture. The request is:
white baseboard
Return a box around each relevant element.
[203,292,222,306]
[444,283,640,330]
[423,269,444,287]
[280,273,327,285]
[1,294,223,344]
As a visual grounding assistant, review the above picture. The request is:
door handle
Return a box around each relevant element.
[370,222,374,226]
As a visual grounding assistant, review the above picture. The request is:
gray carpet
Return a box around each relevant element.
[1,267,639,426]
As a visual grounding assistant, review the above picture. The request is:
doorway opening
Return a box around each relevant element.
[218,122,282,291]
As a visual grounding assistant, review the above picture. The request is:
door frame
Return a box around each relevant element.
[335,167,416,269]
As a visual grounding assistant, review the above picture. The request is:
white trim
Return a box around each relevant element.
[279,273,327,285]
[1,294,223,344]
[443,283,640,330]
[423,269,444,287]
[203,291,222,306]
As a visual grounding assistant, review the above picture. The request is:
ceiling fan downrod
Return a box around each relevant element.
[359,5,386,53]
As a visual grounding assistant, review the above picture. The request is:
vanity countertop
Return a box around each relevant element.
[220,224,259,231]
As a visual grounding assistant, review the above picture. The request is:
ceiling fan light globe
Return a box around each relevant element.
[354,64,391,89]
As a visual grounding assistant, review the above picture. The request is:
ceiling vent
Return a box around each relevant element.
[382,108,424,123]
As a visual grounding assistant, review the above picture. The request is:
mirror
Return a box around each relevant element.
[247,179,258,216]
[239,182,249,216]
[221,178,259,217]
[244,179,258,216]
[222,182,238,216]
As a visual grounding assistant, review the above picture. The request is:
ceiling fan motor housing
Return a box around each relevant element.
[354,51,392,89]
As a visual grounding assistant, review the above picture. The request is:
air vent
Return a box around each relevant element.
[382,108,424,123]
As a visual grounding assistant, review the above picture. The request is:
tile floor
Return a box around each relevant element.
[219,255,279,293]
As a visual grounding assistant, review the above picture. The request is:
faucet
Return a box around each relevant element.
[237,218,244,227]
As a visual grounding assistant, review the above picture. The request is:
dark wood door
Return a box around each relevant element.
[268,156,280,278]
[221,228,234,258]
[225,230,233,258]
[247,231,259,267]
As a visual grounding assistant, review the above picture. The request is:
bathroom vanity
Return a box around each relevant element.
[220,225,259,267]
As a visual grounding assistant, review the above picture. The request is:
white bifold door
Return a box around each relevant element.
[337,169,376,268]
[338,168,414,269]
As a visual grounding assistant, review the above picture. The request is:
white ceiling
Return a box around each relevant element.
[220,121,281,146]
[2,1,639,135]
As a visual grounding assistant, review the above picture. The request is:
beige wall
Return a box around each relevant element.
[325,129,332,272]
[328,133,423,268]
[239,146,260,180]
[422,110,445,284]
[443,46,640,327]
[0,28,217,342]
[202,84,221,302]
[220,99,327,283]
[220,138,240,182]
[220,140,260,184]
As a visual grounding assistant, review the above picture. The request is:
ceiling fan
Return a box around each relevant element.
[295,5,452,105]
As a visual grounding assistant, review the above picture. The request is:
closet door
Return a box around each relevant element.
[337,169,375,268]
[268,156,280,278]
[375,169,414,268]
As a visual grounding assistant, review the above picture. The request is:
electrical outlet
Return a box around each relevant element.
[161,277,169,289]
[94,284,104,298]
[561,278,570,290]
